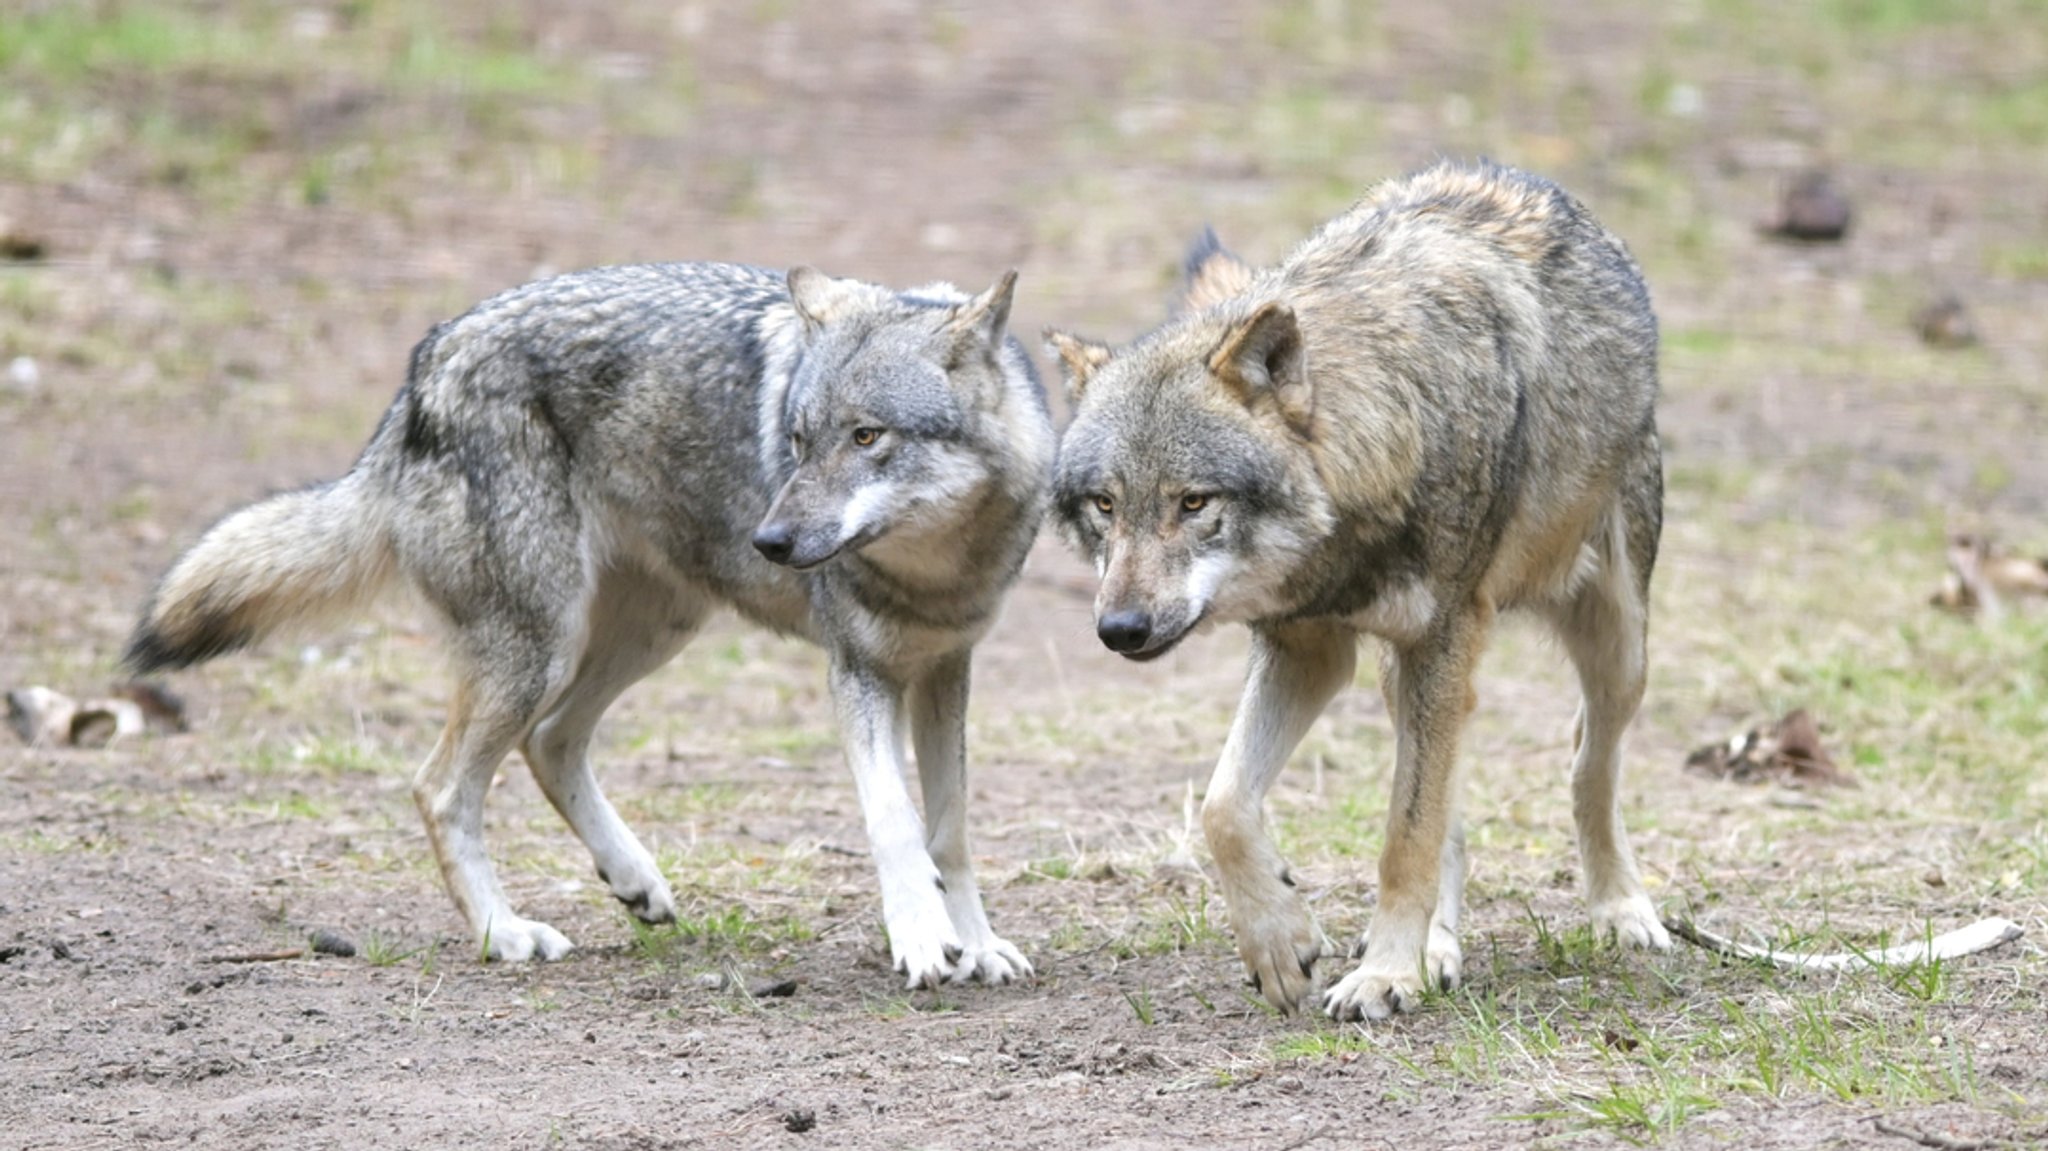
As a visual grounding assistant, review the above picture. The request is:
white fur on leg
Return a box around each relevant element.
[868,797,961,988]
[912,653,1030,986]
[940,880,1032,985]
[1592,893,1671,950]
[1323,906,1435,1021]
[417,726,577,964]
[1426,817,1467,989]
[835,667,961,989]
[481,913,575,962]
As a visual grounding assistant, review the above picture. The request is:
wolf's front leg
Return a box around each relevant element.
[1202,624,1357,1013]
[830,653,961,989]
[910,650,1032,985]
[1324,609,1489,1021]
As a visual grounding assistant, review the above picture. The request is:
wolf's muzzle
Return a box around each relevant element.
[752,522,797,565]
[1097,609,1153,654]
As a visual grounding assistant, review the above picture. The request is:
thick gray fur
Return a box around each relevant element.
[128,261,1053,987]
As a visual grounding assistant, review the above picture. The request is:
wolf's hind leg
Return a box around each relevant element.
[523,567,705,927]
[911,650,1030,985]
[1550,508,1669,951]
[415,657,574,962]
[1202,623,1356,1014]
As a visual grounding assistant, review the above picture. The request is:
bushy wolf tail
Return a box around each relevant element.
[123,470,396,674]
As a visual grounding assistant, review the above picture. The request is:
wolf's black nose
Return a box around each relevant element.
[1097,610,1153,653]
[752,523,796,565]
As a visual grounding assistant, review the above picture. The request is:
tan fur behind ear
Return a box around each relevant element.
[1180,227,1256,313]
[1043,329,1113,405]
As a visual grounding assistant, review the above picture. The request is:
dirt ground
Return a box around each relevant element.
[4,3,2046,1149]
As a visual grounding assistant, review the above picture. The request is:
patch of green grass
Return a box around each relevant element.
[359,932,426,968]
[1989,242,2048,282]
[1124,986,1158,1025]
[239,733,405,779]
[0,7,271,79]
[861,990,959,1019]
[628,904,813,964]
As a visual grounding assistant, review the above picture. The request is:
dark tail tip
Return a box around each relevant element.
[121,614,251,676]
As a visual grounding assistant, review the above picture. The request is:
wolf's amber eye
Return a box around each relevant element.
[1092,495,1114,516]
[1180,493,1209,514]
[852,427,881,447]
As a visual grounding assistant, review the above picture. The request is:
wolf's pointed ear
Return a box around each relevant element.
[787,265,858,333]
[950,269,1019,353]
[1178,226,1255,314]
[1209,301,1310,432]
[1043,328,1113,406]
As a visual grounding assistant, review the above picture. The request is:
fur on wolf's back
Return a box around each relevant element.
[124,262,1044,674]
[1267,162,1658,614]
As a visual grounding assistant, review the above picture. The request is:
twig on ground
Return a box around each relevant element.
[202,948,307,964]
[1664,916,2023,972]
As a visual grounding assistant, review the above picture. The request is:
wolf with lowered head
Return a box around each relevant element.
[1047,162,1669,1020]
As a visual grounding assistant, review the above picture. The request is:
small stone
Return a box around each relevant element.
[1766,170,1851,241]
[308,929,355,957]
[747,978,799,999]
[1913,293,1978,348]
[0,226,45,261]
[782,1107,816,1134]
[6,356,39,395]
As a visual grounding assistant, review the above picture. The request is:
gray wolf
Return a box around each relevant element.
[127,261,1053,988]
[1046,161,1668,1019]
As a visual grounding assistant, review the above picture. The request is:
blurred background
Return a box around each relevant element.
[4,1,2045,536]
[3,3,2046,1144]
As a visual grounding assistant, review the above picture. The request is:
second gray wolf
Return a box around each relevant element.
[1046,161,1668,1019]
[127,261,1053,988]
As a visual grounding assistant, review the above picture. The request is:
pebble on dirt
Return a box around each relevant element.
[308,929,356,958]
[0,221,46,261]
[1913,292,1978,348]
[1765,170,1852,241]
[782,1107,817,1134]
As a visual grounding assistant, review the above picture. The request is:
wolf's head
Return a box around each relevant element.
[1047,299,1336,660]
[753,266,1038,575]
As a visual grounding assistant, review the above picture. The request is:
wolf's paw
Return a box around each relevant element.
[482,916,574,963]
[1324,913,1454,1021]
[1591,893,1671,950]
[606,869,676,926]
[1354,922,1465,989]
[948,933,1033,986]
[887,902,965,990]
[1228,883,1324,1013]
[1426,923,1465,991]
[1321,958,1432,1022]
